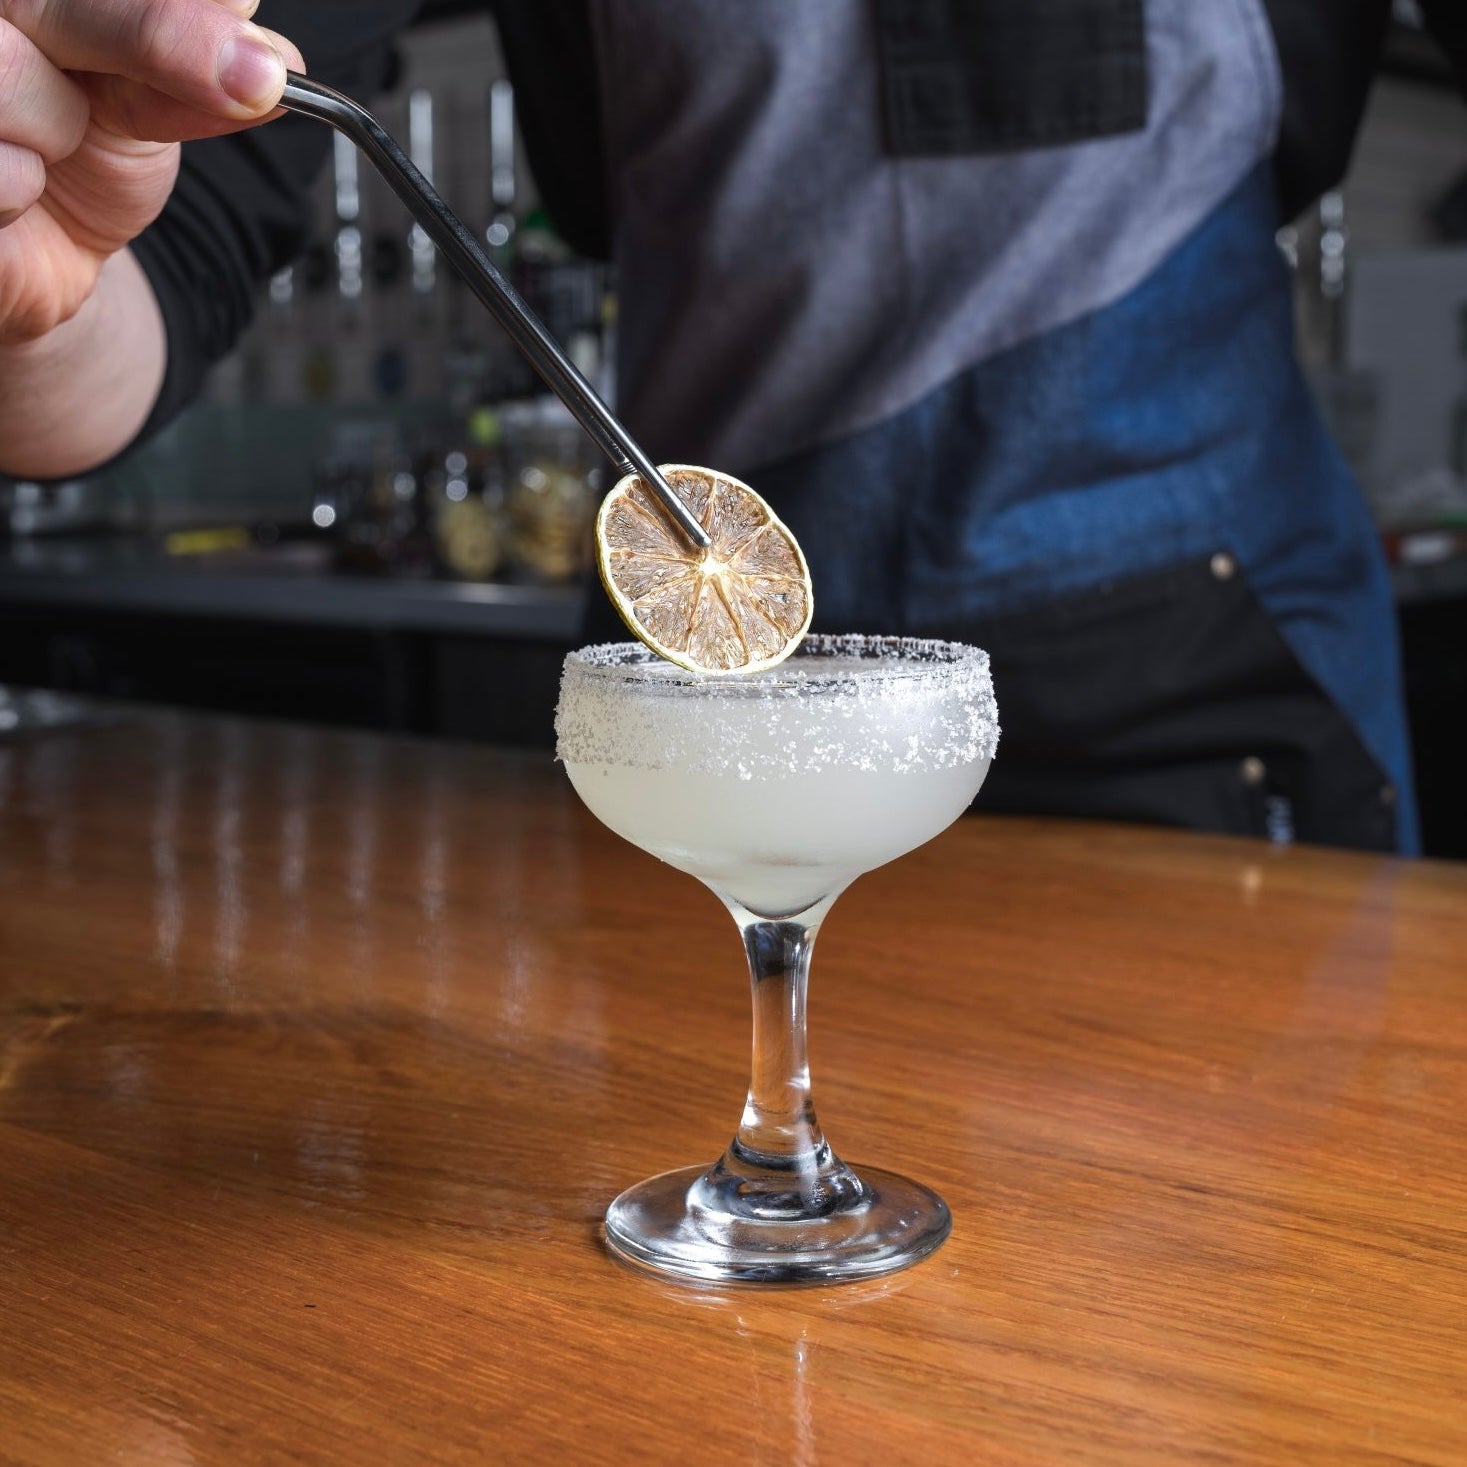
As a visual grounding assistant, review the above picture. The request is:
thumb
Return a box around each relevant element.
[2,0,292,119]
[83,27,307,145]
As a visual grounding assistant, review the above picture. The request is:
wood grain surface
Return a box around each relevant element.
[1,710,1465,1465]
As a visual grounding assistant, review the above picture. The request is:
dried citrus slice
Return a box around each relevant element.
[596,464,813,674]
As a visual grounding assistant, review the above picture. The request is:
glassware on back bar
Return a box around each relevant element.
[555,635,999,1284]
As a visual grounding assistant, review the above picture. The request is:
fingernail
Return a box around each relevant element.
[218,28,284,109]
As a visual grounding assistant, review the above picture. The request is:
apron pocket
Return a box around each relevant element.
[875,0,1149,156]
[945,555,1401,852]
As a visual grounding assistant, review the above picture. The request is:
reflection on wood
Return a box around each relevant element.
[1,712,1465,1464]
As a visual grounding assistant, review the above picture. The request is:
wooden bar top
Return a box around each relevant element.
[2,710,1465,1465]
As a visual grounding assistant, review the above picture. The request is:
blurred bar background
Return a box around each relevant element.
[0,3,1464,854]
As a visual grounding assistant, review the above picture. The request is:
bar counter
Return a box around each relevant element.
[0,535,586,638]
[2,709,1465,1464]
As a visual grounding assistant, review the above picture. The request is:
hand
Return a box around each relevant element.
[0,0,305,345]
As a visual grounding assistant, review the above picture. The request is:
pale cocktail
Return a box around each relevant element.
[556,634,999,1283]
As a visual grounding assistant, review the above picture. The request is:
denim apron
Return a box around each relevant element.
[586,0,1415,850]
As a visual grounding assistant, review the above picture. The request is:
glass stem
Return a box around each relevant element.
[699,908,868,1220]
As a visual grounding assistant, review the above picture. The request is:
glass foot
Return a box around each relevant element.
[604,1163,951,1285]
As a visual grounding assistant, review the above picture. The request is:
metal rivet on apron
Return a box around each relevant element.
[1240,756,1266,786]
[1210,552,1236,581]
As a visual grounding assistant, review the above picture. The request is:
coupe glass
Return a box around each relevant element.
[555,634,998,1284]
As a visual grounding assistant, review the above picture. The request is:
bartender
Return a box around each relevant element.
[0,0,1457,854]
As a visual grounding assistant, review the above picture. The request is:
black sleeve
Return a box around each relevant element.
[486,0,608,259]
[128,0,422,446]
[1259,0,1393,222]
[1416,0,1467,93]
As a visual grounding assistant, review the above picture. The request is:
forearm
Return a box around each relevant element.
[0,246,165,480]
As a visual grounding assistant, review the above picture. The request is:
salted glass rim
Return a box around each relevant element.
[561,634,990,695]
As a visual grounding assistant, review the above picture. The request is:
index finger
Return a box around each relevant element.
[0,0,287,118]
